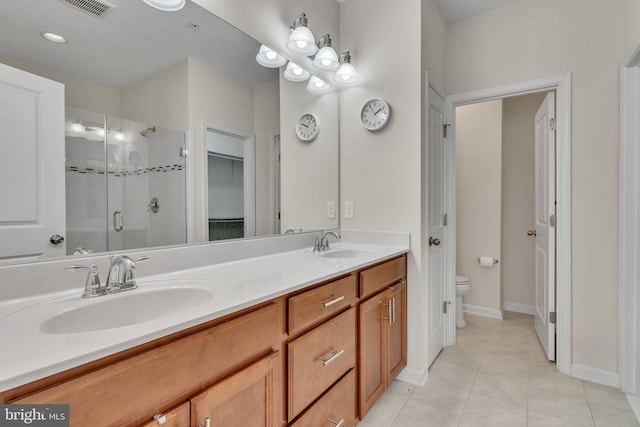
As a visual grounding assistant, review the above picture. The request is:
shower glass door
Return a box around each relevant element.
[106,117,187,251]
[65,108,187,254]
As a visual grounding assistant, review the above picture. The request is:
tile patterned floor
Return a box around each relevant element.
[358,312,639,427]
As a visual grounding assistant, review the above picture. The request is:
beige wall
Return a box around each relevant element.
[120,59,189,131]
[456,100,503,313]
[0,54,121,116]
[340,0,426,375]
[501,92,546,309]
[253,79,280,236]
[446,0,625,373]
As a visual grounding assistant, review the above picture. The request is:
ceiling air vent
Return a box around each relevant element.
[60,0,116,18]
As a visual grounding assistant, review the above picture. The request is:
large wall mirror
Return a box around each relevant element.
[0,0,339,265]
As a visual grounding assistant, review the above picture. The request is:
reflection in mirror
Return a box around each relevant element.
[0,0,339,266]
[65,107,187,255]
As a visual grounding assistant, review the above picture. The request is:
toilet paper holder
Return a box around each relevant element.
[477,257,499,264]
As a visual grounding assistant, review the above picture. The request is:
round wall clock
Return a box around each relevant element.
[361,98,391,131]
[296,113,320,142]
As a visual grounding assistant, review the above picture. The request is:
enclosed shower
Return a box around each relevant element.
[65,107,187,254]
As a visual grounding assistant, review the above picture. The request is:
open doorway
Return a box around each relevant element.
[454,92,556,360]
[441,74,572,375]
[204,126,255,241]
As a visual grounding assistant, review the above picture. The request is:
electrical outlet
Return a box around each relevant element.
[344,201,354,219]
[327,201,336,219]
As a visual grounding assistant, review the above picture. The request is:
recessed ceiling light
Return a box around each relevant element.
[41,32,67,44]
[142,0,185,11]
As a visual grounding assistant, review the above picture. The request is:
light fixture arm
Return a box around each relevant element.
[318,34,332,49]
[339,51,352,64]
[291,13,309,30]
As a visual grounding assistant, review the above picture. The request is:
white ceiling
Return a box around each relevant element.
[1,0,524,91]
[0,0,277,89]
[435,0,523,22]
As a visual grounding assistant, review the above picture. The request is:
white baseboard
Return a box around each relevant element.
[396,364,429,387]
[571,363,619,388]
[503,301,535,315]
[463,304,503,320]
[627,394,640,423]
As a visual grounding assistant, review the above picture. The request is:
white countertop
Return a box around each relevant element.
[0,241,408,393]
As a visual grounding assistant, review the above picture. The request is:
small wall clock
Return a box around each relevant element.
[361,98,391,131]
[296,113,320,142]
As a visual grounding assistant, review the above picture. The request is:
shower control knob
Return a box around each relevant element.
[50,234,65,245]
[428,237,441,247]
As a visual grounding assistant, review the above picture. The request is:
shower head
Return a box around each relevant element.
[139,126,156,137]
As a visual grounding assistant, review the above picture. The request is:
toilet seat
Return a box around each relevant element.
[455,275,469,285]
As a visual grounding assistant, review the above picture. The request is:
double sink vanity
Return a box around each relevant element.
[0,231,409,427]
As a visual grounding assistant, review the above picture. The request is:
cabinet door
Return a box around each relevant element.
[387,280,407,380]
[140,402,190,427]
[358,293,387,419]
[191,352,279,427]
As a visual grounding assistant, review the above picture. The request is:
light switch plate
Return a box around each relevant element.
[327,201,336,219]
[344,201,354,219]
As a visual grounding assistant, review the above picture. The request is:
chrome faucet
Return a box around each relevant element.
[105,255,149,293]
[314,230,341,252]
[66,255,149,298]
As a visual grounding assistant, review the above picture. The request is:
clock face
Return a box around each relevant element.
[361,98,391,131]
[296,113,320,142]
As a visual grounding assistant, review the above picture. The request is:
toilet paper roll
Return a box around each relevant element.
[479,256,495,268]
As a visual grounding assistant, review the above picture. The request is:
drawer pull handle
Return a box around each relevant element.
[153,413,166,425]
[392,297,396,324]
[329,418,345,427]
[322,295,345,307]
[320,349,345,366]
[204,418,210,427]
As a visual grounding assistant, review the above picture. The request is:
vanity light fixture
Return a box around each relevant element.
[111,130,126,141]
[41,32,67,44]
[307,75,333,94]
[284,62,311,82]
[313,35,339,71]
[287,13,317,56]
[334,51,359,85]
[141,0,185,11]
[256,45,287,68]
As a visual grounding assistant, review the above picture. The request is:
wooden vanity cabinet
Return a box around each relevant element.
[9,302,281,427]
[191,352,279,427]
[358,257,407,419]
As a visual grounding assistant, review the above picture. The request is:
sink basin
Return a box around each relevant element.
[321,249,375,259]
[40,287,214,334]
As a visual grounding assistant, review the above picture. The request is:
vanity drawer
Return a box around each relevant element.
[359,256,406,299]
[291,370,357,427]
[288,274,356,335]
[288,307,356,420]
[12,302,280,427]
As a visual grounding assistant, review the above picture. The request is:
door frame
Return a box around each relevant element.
[200,122,256,241]
[620,43,640,394]
[445,73,572,375]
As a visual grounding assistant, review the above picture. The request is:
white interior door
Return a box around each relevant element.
[427,86,447,366]
[0,63,65,263]
[533,92,556,361]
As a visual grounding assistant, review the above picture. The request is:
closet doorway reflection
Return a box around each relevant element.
[65,107,188,254]
[205,127,255,241]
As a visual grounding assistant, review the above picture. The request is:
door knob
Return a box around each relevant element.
[527,229,537,237]
[429,237,441,246]
[49,234,65,245]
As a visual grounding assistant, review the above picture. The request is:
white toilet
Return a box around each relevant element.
[455,275,471,328]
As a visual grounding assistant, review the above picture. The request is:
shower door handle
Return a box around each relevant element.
[113,211,124,232]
